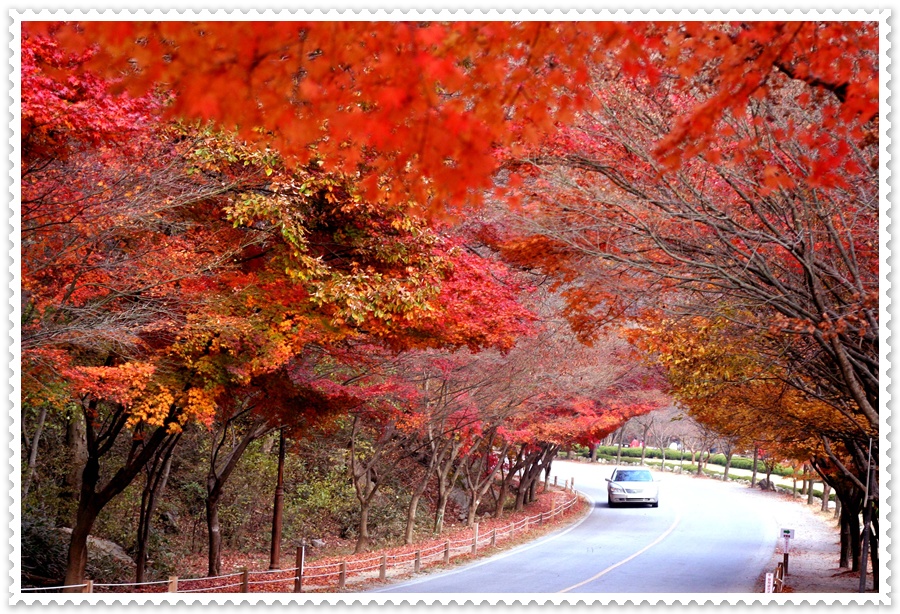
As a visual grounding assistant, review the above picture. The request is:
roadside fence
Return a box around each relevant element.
[22,484,581,594]
[765,562,786,593]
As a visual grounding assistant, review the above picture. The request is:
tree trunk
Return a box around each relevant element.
[514,478,528,511]
[513,449,548,512]
[205,416,271,576]
[356,502,372,554]
[206,493,223,577]
[404,430,444,544]
[433,452,459,534]
[433,493,449,535]
[63,500,97,590]
[135,434,179,583]
[839,511,851,568]
[405,492,423,544]
[821,483,832,512]
[349,416,391,553]
[750,447,758,487]
[23,405,48,500]
[63,400,177,588]
[723,451,733,482]
[837,494,862,570]
[494,466,512,520]
[268,428,286,569]
[638,420,651,466]
[870,514,879,591]
[63,449,102,591]
[807,479,816,506]
[63,410,88,511]
[466,493,481,527]
[433,443,462,534]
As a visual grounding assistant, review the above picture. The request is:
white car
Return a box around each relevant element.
[606,468,659,507]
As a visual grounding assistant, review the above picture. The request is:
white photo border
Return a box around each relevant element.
[5,7,893,607]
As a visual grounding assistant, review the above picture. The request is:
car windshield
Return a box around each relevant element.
[613,470,652,482]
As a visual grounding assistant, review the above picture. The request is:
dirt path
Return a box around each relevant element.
[743,486,876,593]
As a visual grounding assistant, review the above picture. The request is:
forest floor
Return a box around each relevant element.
[169,485,589,593]
[745,484,876,594]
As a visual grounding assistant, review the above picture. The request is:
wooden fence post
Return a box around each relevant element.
[294,546,305,593]
[554,476,558,486]
[380,554,387,581]
[540,512,544,525]
[414,550,421,573]
[241,568,249,592]
[339,562,347,589]
[84,580,93,593]
[491,528,496,547]
[443,541,450,564]
[472,523,479,555]
[168,576,178,592]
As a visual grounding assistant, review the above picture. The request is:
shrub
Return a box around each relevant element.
[21,514,136,586]
[21,515,68,584]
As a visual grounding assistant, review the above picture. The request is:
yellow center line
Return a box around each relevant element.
[558,513,683,593]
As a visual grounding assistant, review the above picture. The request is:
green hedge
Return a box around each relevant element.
[590,446,794,475]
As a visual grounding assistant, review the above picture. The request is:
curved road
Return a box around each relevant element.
[373,460,780,593]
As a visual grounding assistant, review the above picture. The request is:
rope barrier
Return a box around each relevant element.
[180,570,245,582]
[349,554,383,567]
[385,551,415,562]
[249,566,298,576]
[93,578,170,587]
[178,581,245,593]
[349,562,383,573]
[303,562,339,571]
[23,487,580,593]
[246,576,293,587]
[421,550,445,563]
[417,542,445,555]
[301,571,339,580]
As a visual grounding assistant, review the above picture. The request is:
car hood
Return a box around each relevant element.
[609,481,658,490]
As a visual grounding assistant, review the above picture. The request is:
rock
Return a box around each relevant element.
[310,538,326,548]
[159,510,180,534]
[758,478,776,491]
[56,528,135,569]
[449,487,470,520]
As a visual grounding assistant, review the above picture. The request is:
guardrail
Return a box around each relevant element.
[765,562,786,593]
[22,483,581,594]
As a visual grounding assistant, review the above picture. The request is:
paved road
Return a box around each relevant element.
[372,460,780,593]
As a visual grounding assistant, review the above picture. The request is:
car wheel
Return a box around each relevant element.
[650,502,659,508]
[609,501,617,508]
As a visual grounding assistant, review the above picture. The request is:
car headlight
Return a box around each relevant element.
[608,484,625,493]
